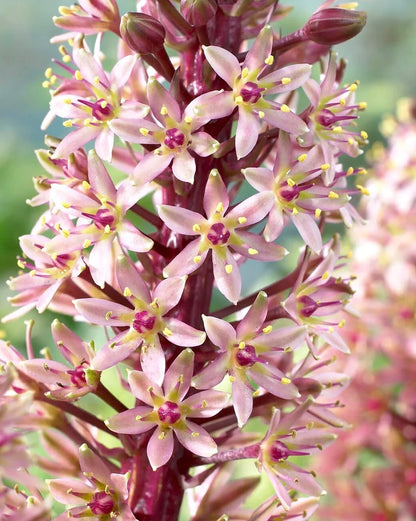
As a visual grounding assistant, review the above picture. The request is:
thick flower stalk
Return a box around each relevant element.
[314,101,416,521]
[1,2,367,520]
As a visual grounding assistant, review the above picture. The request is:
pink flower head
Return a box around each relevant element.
[106,349,229,469]
[159,169,287,303]
[203,25,311,158]
[43,38,149,162]
[193,291,305,426]
[48,443,135,521]
[44,150,153,288]
[74,256,206,382]
[53,0,121,36]
[110,77,220,185]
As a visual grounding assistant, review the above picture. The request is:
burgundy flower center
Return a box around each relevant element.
[270,440,290,462]
[164,128,186,150]
[158,401,181,424]
[279,183,301,202]
[298,295,319,317]
[93,208,115,229]
[240,81,265,103]
[67,365,87,387]
[133,310,156,333]
[235,344,257,367]
[316,108,356,128]
[88,491,115,515]
[207,223,230,245]
[79,98,113,121]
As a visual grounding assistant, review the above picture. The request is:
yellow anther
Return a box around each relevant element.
[135,415,142,421]
[332,126,342,133]
[346,167,354,176]
[193,255,202,264]
[63,55,71,63]
[248,248,258,255]
[75,70,83,81]
[104,225,111,234]
[139,127,149,136]
[238,341,246,349]
[328,191,339,199]
[191,432,200,437]
[29,270,36,277]
[163,327,173,337]
[348,83,358,92]
[253,389,261,397]
[348,137,356,146]
[50,75,57,85]
[229,375,236,382]
[234,95,243,103]
[210,168,219,177]
[262,325,273,334]
[280,104,290,113]
[93,76,100,86]
[241,67,249,78]
[287,178,296,187]
[154,148,162,155]
[158,431,166,440]
[192,224,201,232]
[62,202,71,208]
[339,2,358,8]
[123,287,132,297]
[100,100,108,109]
[292,207,299,215]
[265,55,274,66]
[339,98,346,106]
[63,120,73,128]
[105,311,112,320]
[315,208,322,218]
[178,373,184,384]
[50,252,58,261]
[201,400,207,408]
[356,184,370,195]
[84,118,93,126]
[184,115,192,124]
[360,130,368,139]
[321,270,329,280]
[281,377,291,385]
[160,106,168,116]
[307,421,315,430]
[150,297,159,309]
[58,45,67,56]
[320,163,330,171]
[42,80,50,89]
[63,97,72,105]
[215,202,224,213]
[359,101,368,110]
[238,217,247,225]
[225,264,233,274]
[297,153,308,162]
[281,77,291,85]
[328,326,334,333]
[82,239,91,249]
[82,181,91,190]
[338,319,346,328]
[258,110,265,119]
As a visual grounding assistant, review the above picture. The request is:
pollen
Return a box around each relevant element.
[82,239,91,249]
[258,110,265,119]
[358,167,368,175]
[252,389,261,397]
[63,54,71,63]
[281,77,291,85]
[287,178,296,187]
[320,163,330,171]
[105,311,112,320]
[338,319,346,328]
[140,127,149,136]
[281,377,291,385]
[348,137,356,146]
[292,207,299,215]
[158,431,166,440]
[328,191,339,199]
[191,431,200,437]
[348,83,358,92]
[339,98,346,106]
[123,287,132,297]
[192,224,201,232]
[238,341,246,349]
[225,264,233,274]
[82,181,91,190]
[262,325,273,334]
[234,95,243,104]
[321,270,329,280]
[359,101,368,110]
[184,116,192,124]
[75,70,83,81]
[298,153,307,162]
[215,202,224,213]
[360,130,368,139]
[42,80,50,88]
[193,255,202,264]
[315,208,322,218]
[280,104,290,113]
[241,67,249,78]
[347,167,354,176]
[356,184,370,195]
[163,327,173,337]
[63,120,73,128]
[264,55,274,66]
[248,248,258,255]
[238,216,247,224]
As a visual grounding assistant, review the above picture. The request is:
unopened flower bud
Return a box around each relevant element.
[304,8,366,45]
[180,0,217,27]
[120,12,166,55]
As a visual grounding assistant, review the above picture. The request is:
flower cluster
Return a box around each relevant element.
[1,1,367,520]
[315,101,416,521]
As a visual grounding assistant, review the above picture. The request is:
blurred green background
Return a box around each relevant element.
[1,0,415,347]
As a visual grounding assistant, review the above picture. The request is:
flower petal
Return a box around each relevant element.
[203,45,240,87]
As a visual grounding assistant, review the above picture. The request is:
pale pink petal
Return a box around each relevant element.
[164,318,206,347]
[87,150,117,200]
[163,240,207,278]
[236,291,268,339]
[147,427,174,469]
[192,353,229,389]
[212,248,241,304]
[51,319,90,363]
[255,325,307,351]
[74,48,108,87]
[203,169,229,217]
[232,378,253,427]
[116,255,151,302]
[147,77,181,124]
[202,315,236,348]
[264,205,285,242]
[118,220,154,252]
[158,205,203,235]
[79,444,112,484]
[52,126,100,158]
[175,420,217,457]
[154,276,186,313]
[244,25,272,71]
[242,167,274,192]
[74,298,133,326]
[172,149,196,183]
[318,329,350,353]
[235,108,260,159]
[190,131,219,157]
[36,280,64,313]
[109,118,160,144]
[88,238,114,288]
[95,126,114,162]
[203,45,240,87]
[141,336,165,386]
[106,407,155,434]
[291,211,322,252]
[184,389,229,418]
[234,231,288,261]
[189,90,235,123]
[164,348,193,400]
[265,64,312,94]
[49,478,93,504]
[110,54,137,90]
[133,152,173,185]
[263,107,309,136]
[128,370,163,404]
[91,332,141,370]
[227,192,274,227]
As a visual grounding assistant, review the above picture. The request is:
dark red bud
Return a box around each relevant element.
[120,12,166,55]
[180,0,217,27]
[304,8,366,45]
